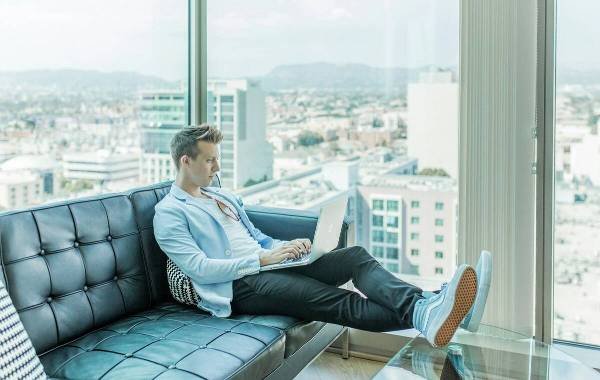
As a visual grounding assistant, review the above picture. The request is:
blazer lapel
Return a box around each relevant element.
[203,188,256,238]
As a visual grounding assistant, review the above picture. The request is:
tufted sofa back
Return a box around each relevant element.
[0,182,173,355]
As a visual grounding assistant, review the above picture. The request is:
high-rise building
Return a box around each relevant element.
[138,81,273,190]
[139,90,187,184]
[208,79,273,189]
[357,175,457,289]
[407,70,459,178]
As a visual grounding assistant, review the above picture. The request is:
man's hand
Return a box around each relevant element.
[289,238,311,254]
[258,239,312,267]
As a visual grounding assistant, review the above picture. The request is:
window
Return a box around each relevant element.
[435,251,444,259]
[387,200,399,211]
[0,0,189,208]
[207,0,459,290]
[410,232,420,241]
[387,216,399,228]
[553,0,600,346]
[372,230,384,242]
[386,247,399,259]
[372,246,384,258]
[435,202,444,210]
[372,200,385,210]
[372,215,384,227]
[411,249,420,257]
[411,216,420,224]
[386,232,398,244]
[435,234,444,243]
[435,218,444,226]
[386,263,399,273]
[435,267,444,275]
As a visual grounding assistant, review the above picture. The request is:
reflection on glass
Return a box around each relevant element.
[0,0,188,210]
[554,0,600,346]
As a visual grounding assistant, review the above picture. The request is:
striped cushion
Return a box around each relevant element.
[166,258,199,306]
[0,280,46,380]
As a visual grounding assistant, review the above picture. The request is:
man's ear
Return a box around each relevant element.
[180,155,189,167]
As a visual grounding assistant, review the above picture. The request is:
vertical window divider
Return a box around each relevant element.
[189,0,208,125]
[534,0,556,345]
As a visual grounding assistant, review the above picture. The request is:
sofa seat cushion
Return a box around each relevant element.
[229,315,326,358]
[39,303,284,380]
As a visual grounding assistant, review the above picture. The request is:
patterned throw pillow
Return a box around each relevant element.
[166,258,199,306]
[0,280,46,380]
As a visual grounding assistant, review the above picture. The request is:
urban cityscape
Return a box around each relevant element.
[0,63,599,345]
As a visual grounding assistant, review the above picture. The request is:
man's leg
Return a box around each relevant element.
[286,245,423,327]
[231,270,412,332]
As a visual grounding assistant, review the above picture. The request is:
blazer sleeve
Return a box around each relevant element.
[153,204,260,284]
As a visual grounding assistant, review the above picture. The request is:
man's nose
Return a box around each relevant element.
[213,160,220,172]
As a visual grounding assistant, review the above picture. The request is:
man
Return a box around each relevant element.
[153,125,492,347]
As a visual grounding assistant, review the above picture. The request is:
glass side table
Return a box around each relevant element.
[373,325,600,379]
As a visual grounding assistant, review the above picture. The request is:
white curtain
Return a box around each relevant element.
[459,0,538,335]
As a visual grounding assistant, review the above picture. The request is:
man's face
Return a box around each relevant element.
[181,141,220,187]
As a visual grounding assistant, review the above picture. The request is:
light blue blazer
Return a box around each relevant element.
[153,184,282,317]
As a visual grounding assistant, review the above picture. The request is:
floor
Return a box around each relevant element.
[294,351,385,380]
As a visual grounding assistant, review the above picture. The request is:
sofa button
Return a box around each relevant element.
[74,242,79,248]
[107,235,112,241]
[46,297,52,303]
[113,276,118,281]
[199,345,206,349]
[225,249,231,256]
[124,353,132,358]
[83,286,88,292]
[40,249,45,255]
[168,365,176,369]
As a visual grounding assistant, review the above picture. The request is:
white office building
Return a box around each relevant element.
[208,79,274,190]
[407,70,459,178]
[357,175,457,289]
[63,151,139,183]
[0,172,43,210]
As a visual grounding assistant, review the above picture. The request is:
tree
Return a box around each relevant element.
[244,175,268,188]
[418,168,450,177]
[297,131,324,147]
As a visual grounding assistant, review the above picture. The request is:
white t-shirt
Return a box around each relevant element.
[194,197,272,259]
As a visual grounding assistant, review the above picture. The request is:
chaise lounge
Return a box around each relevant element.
[0,181,351,379]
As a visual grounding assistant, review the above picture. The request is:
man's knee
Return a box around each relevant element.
[349,245,374,261]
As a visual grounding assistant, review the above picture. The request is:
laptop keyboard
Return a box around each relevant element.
[280,253,310,264]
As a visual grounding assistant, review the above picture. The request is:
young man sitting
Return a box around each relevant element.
[153,125,492,347]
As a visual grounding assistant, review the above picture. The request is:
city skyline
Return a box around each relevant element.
[2,0,600,81]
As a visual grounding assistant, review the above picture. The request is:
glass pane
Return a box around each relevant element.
[0,1,188,211]
[372,214,384,226]
[554,0,600,346]
[207,0,459,289]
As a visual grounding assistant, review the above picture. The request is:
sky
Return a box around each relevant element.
[0,0,598,81]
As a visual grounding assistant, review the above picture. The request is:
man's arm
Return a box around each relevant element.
[153,205,260,284]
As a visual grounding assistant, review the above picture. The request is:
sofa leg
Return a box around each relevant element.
[341,327,350,359]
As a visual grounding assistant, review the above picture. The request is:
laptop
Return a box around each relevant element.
[260,195,348,271]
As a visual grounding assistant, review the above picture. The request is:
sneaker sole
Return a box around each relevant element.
[462,251,493,332]
[434,266,478,347]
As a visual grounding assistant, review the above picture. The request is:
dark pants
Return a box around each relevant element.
[231,246,423,332]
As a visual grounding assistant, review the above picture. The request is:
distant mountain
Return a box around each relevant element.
[259,62,430,92]
[0,69,176,93]
[557,68,600,86]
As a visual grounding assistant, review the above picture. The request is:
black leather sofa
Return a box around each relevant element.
[0,182,350,379]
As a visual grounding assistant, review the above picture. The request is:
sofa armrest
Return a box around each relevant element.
[245,205,352,250]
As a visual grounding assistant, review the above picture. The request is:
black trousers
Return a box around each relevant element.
[231,246,423,332]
